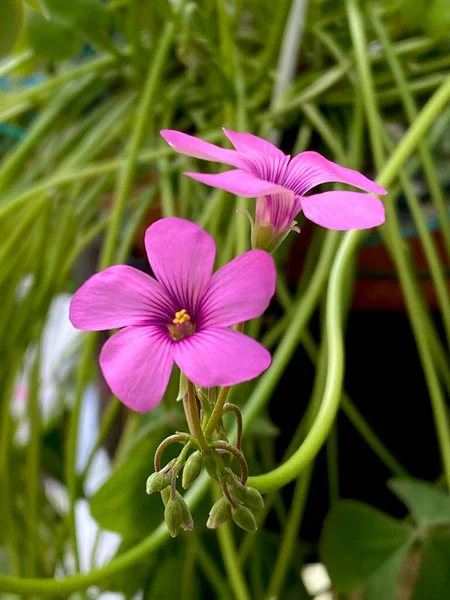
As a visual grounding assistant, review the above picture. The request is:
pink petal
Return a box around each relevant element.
[185,169,286,197]
[222,128,286,158]
[284,151,387,196]
[144,217,215,315]
[301,191,386,230]
[69,265,175,331]
[160,130,245,168]
[199,250,276,328]
[99,326,174,412]
[174,328,271,387]
[255,192,302,233]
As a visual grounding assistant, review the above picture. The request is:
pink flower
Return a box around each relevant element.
[160,129,387,236]
[69,218,276,413]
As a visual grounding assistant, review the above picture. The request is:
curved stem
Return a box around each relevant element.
[153,433,191,473]
[213,441,248,485]
[223,404,243,451]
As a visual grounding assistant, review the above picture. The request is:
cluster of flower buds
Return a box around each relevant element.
[145,383,264,536]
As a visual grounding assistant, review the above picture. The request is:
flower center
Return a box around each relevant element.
[168,309,195,341]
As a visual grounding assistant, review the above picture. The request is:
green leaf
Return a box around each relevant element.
[24,6,82,60]
[320,500,413,594]
[364,540,413,600]
[23,0,45,13]
[411,534,450,600]
[248,416,280,438]
[144,557,190,599]
[0,0,24,56]
[424,0,450,40]
[40,0,109,42]
[90,431,169,538]
[389,478,450,526]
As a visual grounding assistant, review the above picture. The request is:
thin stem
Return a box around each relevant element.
[214,491,251,600]
[212,441,248,485]
[191,536,230,599]
[223,404,243,451]
[204,386,231,439]
[186,381,208,451]
[99,21,176,269]
[265,466,314,599]
[153,433,191,472]
[346,0,450,488]
[26,346,41,576]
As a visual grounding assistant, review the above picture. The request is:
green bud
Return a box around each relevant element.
[229,484,246,505]
[204,455,220,482]
[161,487,171,506]
[146,471,171,495]
[182,451,203,489]
[232,506,257,533]
[207,497,232,529]
[164,499,182,538]
[176,491,194,531]
[243,487,264,511]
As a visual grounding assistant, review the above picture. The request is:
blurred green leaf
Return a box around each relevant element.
[411,534,450,600]
[400,0,427,27]
[424,0,450,40]
[364,541,413,600]
[248,416,280,438]
[90,431,169,538]
[389,478,450,526]
[320,500,413,594]
[40,0,109,42]
[144,557,190,599]
[24,6,82,60]
[0,0,24,56]
[23,0,44,13]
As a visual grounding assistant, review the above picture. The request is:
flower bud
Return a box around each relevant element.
[161,487,171,506]
[182,451,203,489]
[146,471,171,495]
[177,492,194,531]
[231,506,257,533]
[207,497,231,529]
[204,455,220,482]
[243,487,264,511]
[228,483,246,505]
[164,499,183,538]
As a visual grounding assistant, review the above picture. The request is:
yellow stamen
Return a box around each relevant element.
[173,309,191,325]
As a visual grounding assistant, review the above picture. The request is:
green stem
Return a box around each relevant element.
[346,0,450,488]
[185,381,208,451]
[265,466,313,599]
[26,346,41,576]
[99,21,176,269]
[204,386,232,439]
[214,492,251,600]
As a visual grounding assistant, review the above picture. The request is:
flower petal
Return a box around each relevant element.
[199,250,276,328]
[69,265,174,331]
[222,128,286,158]
[284,151,387,196]
[301,190,386,230]
[144,217,215,315]
[185,169,286,197]
[255,192,302,233]
[160,130,245,168]
[174,328,271,387]
[99,326,174,412]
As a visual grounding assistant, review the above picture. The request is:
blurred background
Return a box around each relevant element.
[0,0,450,598]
